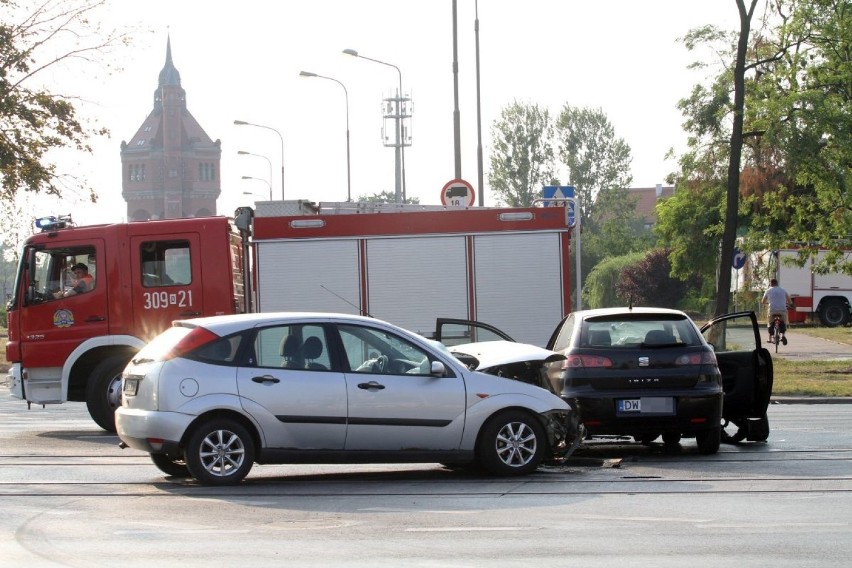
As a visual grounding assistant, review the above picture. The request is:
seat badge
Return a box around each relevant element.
[638,356,650,367]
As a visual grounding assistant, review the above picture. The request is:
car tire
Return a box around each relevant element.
[696,425,721,455]
[150,453,191,478]
[85,355,129,433]
[184,418,255,486]
[817,299,850,327]
[476,410,545,476]
[662,432,682,445]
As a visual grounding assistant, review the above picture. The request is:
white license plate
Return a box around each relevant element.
[617,397,674,415]
[123,378,139,396]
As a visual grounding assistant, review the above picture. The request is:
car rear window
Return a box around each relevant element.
[582,316,701,348]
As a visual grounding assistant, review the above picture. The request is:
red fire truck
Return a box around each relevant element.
[737,247,852,327]
[6,201,574,431]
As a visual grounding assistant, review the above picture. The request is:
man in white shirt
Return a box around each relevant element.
[761,278,792,345]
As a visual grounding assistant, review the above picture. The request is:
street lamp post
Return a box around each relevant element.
[233,120,284,200]
[241,175,272,200]
[299,71,352,202]
[237,150,273,200]
[342,48,408,203]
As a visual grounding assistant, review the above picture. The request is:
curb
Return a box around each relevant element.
[771,396,852,405]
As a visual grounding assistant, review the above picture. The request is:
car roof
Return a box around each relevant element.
[173,311,385,334]
[573,307,690,320]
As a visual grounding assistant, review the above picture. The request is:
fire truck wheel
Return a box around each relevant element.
[818,299,851,327]
[85,355,128,433]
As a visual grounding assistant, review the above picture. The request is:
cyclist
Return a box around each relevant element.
[761,278,792,345]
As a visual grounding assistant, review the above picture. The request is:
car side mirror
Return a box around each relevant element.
[431,361,446,376]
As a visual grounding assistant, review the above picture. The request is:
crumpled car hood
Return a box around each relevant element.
[450,340,565,370]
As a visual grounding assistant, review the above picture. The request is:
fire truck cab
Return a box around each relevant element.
[5,215,243,431]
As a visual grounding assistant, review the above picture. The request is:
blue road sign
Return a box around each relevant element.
[542,185,576,225]
[733,248,747,270]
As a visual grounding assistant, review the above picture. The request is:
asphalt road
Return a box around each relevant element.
[1,397,851,567]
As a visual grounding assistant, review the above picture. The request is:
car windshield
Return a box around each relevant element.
[582,315,701,348]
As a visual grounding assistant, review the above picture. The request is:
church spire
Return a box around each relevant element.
[158,35,182,88]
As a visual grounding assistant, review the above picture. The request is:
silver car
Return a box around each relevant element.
[116,312,581,485]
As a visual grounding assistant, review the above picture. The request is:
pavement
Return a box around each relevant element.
[767,329,852,361]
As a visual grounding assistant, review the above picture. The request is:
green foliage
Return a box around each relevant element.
[356,191,420,204]
[617,249,698,309]
[654,179,726,279]
[742,0,852,274]
[487,101,555,206]
[0,0,127,201]
[668,0,852,300]
[582,251,644,309]
[555,105,633,229]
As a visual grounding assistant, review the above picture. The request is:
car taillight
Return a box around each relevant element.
[162,327,221,361]
[674,352,717,366]
[564,354,613,369]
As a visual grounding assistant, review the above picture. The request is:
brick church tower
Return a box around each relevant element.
[120,37,221,220]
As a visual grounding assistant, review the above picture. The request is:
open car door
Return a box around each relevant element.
[434,318,515,346]
[700,311,774,443]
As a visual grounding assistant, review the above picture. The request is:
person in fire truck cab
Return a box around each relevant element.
[761,278,792,345]
[54,262,94,298]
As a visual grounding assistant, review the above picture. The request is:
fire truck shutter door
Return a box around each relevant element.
[473,233,564,346]
[256,240,361,314]
[366,236,468,338]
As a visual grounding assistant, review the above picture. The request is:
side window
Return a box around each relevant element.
[140,240,190,287]
[191,336,241,365]
[29,247,96,302]
[338,324,434,376]
[253,324,330,371]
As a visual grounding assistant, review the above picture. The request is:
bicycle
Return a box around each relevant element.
[768,312,788,353]
[769,315,780,352]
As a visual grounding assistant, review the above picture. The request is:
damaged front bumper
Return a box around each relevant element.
[544,409,585,463]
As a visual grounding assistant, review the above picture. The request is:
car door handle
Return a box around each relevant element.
[252,375,280,384]
[180,311,202,317]
[357,381,385,390]
[85,316,106,322]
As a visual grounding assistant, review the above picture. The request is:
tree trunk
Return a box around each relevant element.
[715,0,759,319]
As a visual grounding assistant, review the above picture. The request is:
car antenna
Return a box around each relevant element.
[320,284,373,318]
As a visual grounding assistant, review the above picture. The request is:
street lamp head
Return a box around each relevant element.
[234,120,249,126]
[299,71,317,78]
[342,48,358,57]
[237,150,249,155]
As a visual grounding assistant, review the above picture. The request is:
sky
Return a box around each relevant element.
[22,0,741,226]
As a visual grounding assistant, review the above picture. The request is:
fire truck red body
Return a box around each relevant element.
[6,202,573,430]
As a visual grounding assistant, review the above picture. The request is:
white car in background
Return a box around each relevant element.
[116,312,581,485]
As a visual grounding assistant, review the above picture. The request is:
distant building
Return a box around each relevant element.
[628,184,674,229]
[120,37,221,220]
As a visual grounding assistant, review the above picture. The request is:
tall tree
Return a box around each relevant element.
[487,101,556,206]
[715,0,761,318]
[555,105,634,230]
[744,0,852,274]
[0,0,128,201]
